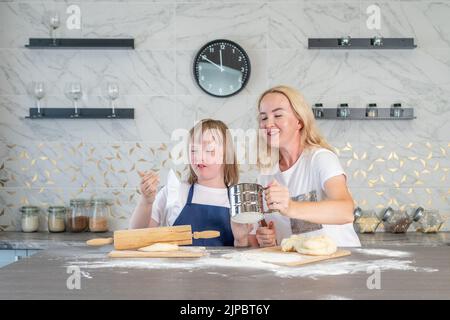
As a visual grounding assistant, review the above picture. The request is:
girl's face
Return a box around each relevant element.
[189,129,225,181]
[259,92,302,148]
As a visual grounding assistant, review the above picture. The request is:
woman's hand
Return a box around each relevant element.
[138,170,159,205]
[231,222,254,247]
[256,221,277,247]
[264,180,291,215]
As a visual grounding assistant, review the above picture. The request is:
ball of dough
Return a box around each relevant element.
[295,235,337,256]
[281,234,305,252]
[138,243,179,252]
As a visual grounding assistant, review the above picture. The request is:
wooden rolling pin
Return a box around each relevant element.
[86,225,220,250]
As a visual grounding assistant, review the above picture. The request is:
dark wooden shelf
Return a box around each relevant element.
[25,38,134,49]
[308,38,416,49]
[26,108,134,119]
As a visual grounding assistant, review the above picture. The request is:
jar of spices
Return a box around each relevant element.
[89,199,110,232]
[366,103,378,118]
[67,199,89,233]
[381,207,412,233]
[413,207,445,233]
[337,103,350,118]
[353,207,381,233]
[391,103,403,118]
[47,206,66,233]
[313,103,324,118]
[20,206,40,233]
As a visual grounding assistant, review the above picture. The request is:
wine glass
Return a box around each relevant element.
[46,11,60,46]
[106,82,119,118]
[65,82,82,118]
[32,82,45,117]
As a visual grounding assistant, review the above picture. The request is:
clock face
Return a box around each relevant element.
[193,39,251,97]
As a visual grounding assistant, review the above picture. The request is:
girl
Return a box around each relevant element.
[129,119,257,247]
[255,86,361,247]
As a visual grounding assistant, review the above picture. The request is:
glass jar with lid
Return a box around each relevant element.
[47,206,66,233]
[89,199,110,232]
[413,207,445,233]
[67,199,89,233]
[353,207,381,233]
[381,207,412,233]
[20,206,40,233]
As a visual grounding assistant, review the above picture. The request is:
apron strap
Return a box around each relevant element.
[186,184,195,205]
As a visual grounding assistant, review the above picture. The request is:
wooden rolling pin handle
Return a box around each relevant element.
[86,237,113,246]
[192,231,220,239]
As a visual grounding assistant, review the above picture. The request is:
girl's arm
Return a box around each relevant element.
[231,223,260,247]
[265,175,354,225]
[129,196,160,229]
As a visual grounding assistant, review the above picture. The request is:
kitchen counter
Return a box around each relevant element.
[1,231,449,249]
[0,244,449,300]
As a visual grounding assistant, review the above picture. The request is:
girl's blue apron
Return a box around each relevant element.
[173,184,234,246]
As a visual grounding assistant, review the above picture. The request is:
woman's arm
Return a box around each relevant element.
[265,175,354,225]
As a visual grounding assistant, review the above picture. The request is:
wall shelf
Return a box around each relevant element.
[312,107,415,120]
[25,38,134,49]
[26,108,134,119]
[308,38,416,49]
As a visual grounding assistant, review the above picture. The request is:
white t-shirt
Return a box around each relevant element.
[151,170,231,227]
[258,147,361,247]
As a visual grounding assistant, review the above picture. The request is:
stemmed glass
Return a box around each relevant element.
[46,11,60,46]
[32,82,45,117]
[106,82,119,118]
[65,82,82,118]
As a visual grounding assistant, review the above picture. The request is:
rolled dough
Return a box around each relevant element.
[138,243,179,252]
[281,235,337,256]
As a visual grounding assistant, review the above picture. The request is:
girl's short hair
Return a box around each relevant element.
[187,119,239,186]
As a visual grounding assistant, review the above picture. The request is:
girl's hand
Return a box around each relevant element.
[138,170,159,205]
[256,221,277,247]
[231,222,254,247]
[264,180,291,215]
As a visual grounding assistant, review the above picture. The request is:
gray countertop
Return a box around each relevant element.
[1,232,449,300]
[1,231,449,250]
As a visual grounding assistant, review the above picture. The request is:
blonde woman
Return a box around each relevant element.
[130,119,257,247]
[255,86,361,247]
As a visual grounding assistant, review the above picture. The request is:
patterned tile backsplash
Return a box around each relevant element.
[0,0,449,232]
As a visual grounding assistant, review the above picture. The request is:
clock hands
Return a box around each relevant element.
[201,55,224,72]
[219,49,223,72]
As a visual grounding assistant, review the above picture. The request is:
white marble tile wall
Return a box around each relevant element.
[0,0,448,232]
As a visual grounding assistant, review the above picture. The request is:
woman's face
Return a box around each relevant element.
[259,92,302,148]
[189,129,225,181]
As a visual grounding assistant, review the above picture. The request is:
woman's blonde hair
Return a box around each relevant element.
[187,119,239,186]
[257,85,334,153]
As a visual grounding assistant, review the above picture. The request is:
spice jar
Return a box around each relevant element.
[20,206,40,233]
[67,199,89,233]
[391,103,403,118]
[89,199,110,232]
[381,207,412,233]
[313,103,324,118]
[47,206,66,233]
[366,103,378,118]
[413,207,445,233]
[353,207,381,233]
[337,103,350,118]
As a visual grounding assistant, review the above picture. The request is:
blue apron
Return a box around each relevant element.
[173,184,234,246]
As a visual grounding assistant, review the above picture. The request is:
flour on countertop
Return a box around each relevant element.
[65,250,437,280]
[353,248,412,258]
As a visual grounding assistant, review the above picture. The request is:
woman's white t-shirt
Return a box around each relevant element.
[258,147,361,247]
[151,170,231,227]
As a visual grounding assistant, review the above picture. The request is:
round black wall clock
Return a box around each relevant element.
[193,39,251,98]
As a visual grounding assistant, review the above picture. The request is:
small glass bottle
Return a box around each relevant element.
[47,206,66,233]
[338,103,350,118]
[366,103,378,118]
[20,206,40,233]
[353,207,381,233]
[67,199,89,233]
[413,207,445,233]
[391,103,403,118]
[381,207,412,233]
[89,199,110,232]
[313,103,324,118]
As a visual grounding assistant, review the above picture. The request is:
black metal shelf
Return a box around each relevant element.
[25,108,134,119]
[25,38,134,49]
[312,107,415,120]
[308,38,416,49]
